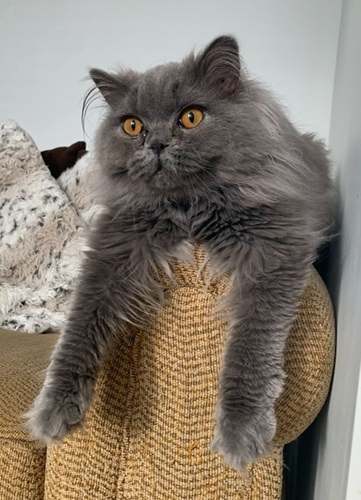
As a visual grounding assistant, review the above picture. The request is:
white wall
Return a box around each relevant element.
[313,0,361,498]
[0,0,342,150]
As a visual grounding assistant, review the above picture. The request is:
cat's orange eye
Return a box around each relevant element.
[123,117,143,137]
[179,108,204,129]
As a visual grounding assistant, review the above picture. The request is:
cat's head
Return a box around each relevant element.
[86,36,249,201]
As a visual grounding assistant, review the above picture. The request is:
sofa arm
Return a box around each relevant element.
[43,245,334,499]
[274,267,335,446]
[154,245,335,449]
[0,246,335,500]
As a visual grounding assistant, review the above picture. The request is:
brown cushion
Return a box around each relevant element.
[0,330,58,499]
[0,330,58,440]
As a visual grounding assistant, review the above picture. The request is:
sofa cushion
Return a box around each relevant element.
[0,329,58,499]
[0,329,58,440]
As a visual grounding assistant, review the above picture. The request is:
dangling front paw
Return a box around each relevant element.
[211,405,276,472]
[25,374,94,443]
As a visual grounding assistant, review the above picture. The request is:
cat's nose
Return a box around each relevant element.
[150,141,169,154]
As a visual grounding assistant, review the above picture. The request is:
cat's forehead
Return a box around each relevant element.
[127,62,201,120]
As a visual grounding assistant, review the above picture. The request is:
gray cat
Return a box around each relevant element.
[26,36,334,471]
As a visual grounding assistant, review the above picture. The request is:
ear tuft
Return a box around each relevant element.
[89,69,127,107]
[196,36,242,96]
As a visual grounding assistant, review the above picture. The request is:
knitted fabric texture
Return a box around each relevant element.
[0,247,335,499]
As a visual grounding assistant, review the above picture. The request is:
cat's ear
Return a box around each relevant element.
[196,36,242,95]
[89,69,128,107]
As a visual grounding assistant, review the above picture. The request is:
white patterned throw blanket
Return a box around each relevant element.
[0,120,102,332]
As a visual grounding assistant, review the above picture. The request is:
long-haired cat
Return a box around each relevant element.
[26,36,334,471]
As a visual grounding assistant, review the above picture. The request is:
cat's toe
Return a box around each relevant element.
[211,406,276,472]
[25,382,93,443]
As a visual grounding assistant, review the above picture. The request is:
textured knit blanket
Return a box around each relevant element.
[0,120,102,333]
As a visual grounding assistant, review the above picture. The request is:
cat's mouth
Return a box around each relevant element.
[143,152,204,193]
[154,158,163,173]
[149,158,183,191]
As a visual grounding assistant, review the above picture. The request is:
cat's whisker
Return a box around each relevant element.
[81,86,104,133]
[192,172,219,208]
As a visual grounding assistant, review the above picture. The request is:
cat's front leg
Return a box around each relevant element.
[26,292,118,443]
[210,249,313,471]
[26,212,169,443]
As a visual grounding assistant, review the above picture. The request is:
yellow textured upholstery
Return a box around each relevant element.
[0,247,335,499]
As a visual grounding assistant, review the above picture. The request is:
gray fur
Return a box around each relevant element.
[26,36,334,471]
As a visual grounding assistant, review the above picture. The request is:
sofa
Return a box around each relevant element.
[0,246,335,499]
